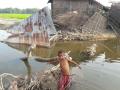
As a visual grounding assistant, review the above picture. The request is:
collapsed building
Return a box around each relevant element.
[7,7,57,47]
[48,0,116,40]
[6,0,118,46]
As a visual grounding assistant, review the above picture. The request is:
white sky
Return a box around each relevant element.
[0,0,49,9]
[0,0,119,9]
[96,0,120,6]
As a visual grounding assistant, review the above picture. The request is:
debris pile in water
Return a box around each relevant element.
[0,65,60,90]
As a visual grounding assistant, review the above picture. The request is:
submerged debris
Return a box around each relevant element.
[80,44,97,61]
[0,64,60,90]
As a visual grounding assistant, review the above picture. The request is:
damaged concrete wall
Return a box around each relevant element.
[108,3,120,34]
[7,7,57,47]
[51,0,102,19]
[52,0,90,19]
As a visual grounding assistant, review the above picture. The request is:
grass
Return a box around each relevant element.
[0,13,32,19]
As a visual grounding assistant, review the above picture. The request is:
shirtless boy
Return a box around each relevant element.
[57,50,81,90]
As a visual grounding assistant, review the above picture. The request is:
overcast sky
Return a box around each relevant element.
[0,0,119,9]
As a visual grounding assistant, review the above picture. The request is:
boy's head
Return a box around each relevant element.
[58,50,65,60]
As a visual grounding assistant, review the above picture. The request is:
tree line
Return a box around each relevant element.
[0,8,39,14]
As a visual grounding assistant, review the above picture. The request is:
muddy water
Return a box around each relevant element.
[0,38,120,90]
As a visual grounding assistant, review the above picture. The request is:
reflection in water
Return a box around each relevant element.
[6,38,120,62]
[21,58,32,83]
[98,38,120,60]
[26,44,36,58]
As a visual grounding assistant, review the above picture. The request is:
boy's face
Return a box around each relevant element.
[58,52,65,60]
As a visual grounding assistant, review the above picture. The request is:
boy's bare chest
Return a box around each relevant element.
[60,60,69,67]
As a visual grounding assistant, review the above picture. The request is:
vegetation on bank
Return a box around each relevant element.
[0,13,32,19]
[0,8,39,14]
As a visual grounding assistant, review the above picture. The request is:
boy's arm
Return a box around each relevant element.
[35,57,58,63]
[47,57,59,63]
[68,59,81,69]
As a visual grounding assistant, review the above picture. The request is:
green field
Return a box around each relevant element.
[0,13,32,19]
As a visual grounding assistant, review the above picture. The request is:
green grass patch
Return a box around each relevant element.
[0,13,32,19]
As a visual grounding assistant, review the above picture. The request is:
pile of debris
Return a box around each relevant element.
[0,65,60,90]
[58,31,94,41]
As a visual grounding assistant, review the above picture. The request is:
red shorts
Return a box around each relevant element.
[58,73,71,90]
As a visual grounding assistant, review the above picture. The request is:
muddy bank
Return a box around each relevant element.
[0,18,21,30]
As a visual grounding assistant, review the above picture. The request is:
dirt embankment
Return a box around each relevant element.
[0,18,20,30]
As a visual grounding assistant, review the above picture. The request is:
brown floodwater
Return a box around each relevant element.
[0,38,120,90]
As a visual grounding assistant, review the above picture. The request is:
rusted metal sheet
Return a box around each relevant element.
[7,7,57,47]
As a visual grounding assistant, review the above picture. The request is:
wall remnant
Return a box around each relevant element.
[7,7,57,47]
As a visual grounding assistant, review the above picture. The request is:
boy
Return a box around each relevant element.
[57,50,81,90]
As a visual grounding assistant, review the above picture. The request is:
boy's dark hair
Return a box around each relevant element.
[58,50,65,56]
